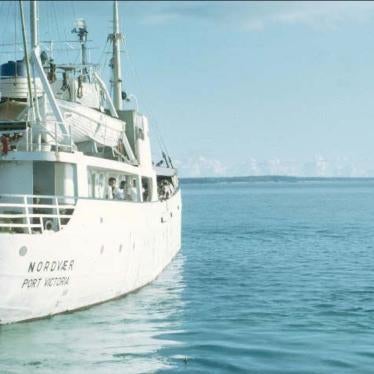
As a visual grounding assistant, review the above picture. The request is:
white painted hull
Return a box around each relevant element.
[0,190,182,324]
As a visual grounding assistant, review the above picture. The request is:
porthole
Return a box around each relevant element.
[19,246,27,256]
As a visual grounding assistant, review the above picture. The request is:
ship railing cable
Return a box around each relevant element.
[0,194,77,234]
[121,38,175,168]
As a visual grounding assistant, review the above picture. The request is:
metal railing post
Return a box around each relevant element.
[24,195,31,234]
[69,123,73,151]
[55,196,61,231]
[0,194,76,234]
[29,125,33,151]
[26,124,29,151]
[54,121,58,152]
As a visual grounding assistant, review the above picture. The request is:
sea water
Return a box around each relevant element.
[1,179,374,373]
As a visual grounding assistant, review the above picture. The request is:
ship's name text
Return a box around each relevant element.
[28,259,74,273]
[21,259,75,289]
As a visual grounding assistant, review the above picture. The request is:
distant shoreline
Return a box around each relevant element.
[180,176,374,184]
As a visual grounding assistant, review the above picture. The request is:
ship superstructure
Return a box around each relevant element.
[0,0,181,324]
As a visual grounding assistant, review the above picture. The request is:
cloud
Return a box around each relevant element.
[139,2,235,26]
[175,155,228,178]
[257,2,374,31]
[175,154,374,178]
[137,1,374,32]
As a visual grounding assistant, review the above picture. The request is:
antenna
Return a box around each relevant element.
[72,18,88,74]
[108,0,123,111]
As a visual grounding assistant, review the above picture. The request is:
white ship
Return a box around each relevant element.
[0,1,182,324]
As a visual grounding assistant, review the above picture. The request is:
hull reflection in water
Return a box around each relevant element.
[0,254,185,373]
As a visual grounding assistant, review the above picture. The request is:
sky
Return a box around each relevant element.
[2,1,374,177]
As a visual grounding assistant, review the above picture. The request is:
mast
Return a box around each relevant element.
[110,0,123,111]
[72,19,88,81]
[29,0,41,122]
[19,0,35,120]
[30,0,38,48]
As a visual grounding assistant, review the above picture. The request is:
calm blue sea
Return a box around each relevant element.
[2,179,374,373]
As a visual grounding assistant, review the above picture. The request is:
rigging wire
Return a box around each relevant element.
[71,0,77,21]
[0,2,6,41]
[14,2,16,61]
[97,38,109,74]
[61,2,69,41]
[70,0,78,64]
[0,3,22,61]
[120,36,173,162]
[113,7,171,161]
[0,2,4,33]
[52,2,63,44]
[44,2,52,54]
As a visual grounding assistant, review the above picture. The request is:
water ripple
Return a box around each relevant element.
[2,181,374,373]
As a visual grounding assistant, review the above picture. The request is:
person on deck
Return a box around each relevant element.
[106,177,118,200]
[117,180,126,200]
[130,179,138,202]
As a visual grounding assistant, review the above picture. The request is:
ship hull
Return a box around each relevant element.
[0,190,182,324]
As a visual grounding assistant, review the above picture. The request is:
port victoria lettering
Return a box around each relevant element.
[21,259,75,289]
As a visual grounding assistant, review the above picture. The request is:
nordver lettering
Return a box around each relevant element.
[28,260,75,273]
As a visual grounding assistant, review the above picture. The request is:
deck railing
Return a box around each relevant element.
[29,122,74,152]
[0,194,76,234]
[0,120,75,153]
